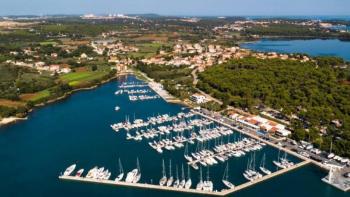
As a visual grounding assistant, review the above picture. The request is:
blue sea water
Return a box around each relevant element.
[0,75,348,197]
[241,39,350,61]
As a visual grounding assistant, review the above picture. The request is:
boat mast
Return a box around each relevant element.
[206,167,210,181]
[162,159,166,177]
[187,165,191,180]
[136,157,140,172]
[119,158,124,174]
[169,159,172,177]
[181,164,185,180]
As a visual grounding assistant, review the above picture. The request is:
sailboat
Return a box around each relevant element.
[166,160,174,187]
[185,165,192,189]
[173,165,180,188]
[243,152,262,181]
[202,167,213,192]
[115,158,124,181]
[259,153,271,175]
[196,167,204,191]
[222,162,235,189]
[133,157,141,183]
[179,164,186,188]
[159,159,167,186]
[126,158,141,183]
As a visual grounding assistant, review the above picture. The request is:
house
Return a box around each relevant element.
[80,53,88,59]
[190,94,207,104]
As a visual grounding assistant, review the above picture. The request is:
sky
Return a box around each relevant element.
[1,0,350,16]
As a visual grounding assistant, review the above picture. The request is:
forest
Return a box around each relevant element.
[198,57,350,156]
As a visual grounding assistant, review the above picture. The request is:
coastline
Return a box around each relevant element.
[0,72,129,128]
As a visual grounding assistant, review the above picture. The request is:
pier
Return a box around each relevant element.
[221,160,310,195]
[59,160,310,196]
[148,81,182,103]
[59,175,222,196]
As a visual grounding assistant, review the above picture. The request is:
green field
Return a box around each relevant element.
[29,90,50,102]
[60,71,109,87]
[39,40,58,46]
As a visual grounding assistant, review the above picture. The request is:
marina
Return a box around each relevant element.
[1,75,348,197]
[59,160,310,196]
[57,74,315,195]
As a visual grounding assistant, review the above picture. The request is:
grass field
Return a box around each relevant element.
[20,90,51,102]
[0,99,26,107]
[39,40,58,46]
[59,71,109,87]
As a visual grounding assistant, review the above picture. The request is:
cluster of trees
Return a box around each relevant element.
[0,64,56,100]
[198,57,350,156]
[136,62,194,99]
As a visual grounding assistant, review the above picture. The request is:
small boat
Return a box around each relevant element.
[115,106,120,111]
[75,169,84,177]
[222,163,235,189]
[63,164,76,176]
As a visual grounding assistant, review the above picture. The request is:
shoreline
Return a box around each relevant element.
[0,70,188,128]
[0,72,130,128]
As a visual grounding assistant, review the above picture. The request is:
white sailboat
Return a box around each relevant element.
[63,164,76,176]
[185,165,192,189]
[179,164,186,188]
[133,158,141,183]
[159,159,167,186]
[166,160,174,187]
[125,158,141,183]
[196,167,203,191]
[222,162,235,189]
[259,153,271,175]
[173,165,180,188]
[202,167,213,192]
[115,158,124,182]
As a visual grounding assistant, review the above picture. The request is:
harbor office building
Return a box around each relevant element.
[228,112,292,137]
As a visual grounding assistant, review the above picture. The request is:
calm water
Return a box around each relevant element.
[241,39,350,61]
[0,75,348,197]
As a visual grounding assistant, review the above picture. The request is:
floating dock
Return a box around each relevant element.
[59,160,310,196]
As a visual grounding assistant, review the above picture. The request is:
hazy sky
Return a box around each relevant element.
[1,0,350,16]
